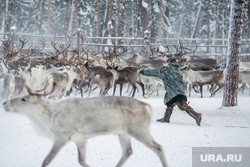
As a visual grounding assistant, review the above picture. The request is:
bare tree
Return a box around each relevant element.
[248,0,250,38]
[206,0,211,53]
[115,0,121,38]
[139,0,148,34]
[68,0,79,34]
[157,0,163,40]
[97,0,101,39]
[2,0,8,37]
[190,0,203,44]
[47,0,52,34]
[222,0,244,107]
[108,0,113,37]
[121,1,126,37]
[38,0,45,34]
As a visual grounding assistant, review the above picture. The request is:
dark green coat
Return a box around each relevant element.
[143,62,186,105]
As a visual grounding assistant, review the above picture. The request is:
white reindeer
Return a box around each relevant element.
[182,68,225,98]
[140,75,164,98]
[239,70,250,95]
[44,66,81,99]
[2,77,168,167]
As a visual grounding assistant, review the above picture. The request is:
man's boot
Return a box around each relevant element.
[157,107,173,123]
[185,106,202,126]
[177,101,202,126]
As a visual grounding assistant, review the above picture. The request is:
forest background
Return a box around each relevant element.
[1,0,250,41]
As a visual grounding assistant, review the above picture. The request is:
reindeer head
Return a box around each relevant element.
[2,76,56,114]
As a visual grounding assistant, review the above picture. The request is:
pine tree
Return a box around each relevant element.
[222,0,244,107]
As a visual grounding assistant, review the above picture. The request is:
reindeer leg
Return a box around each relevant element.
[156,84,160,96]
[210,85,222,97]
[113,82,117,96]
[200,85,203,98]
[128,128,168,167]
[99,86,105,96]
[116,134,132,167]
[131,85,137,97]
[120,84,123,96]
[103,87,109,96]
[88,84,92,97]
[42,137,68,167]
[80,86,83,97]
[66,87,72,96]
[136,81,145,97]
[188,84,192,97]
[75,139,90,167]
[125,84,130,93]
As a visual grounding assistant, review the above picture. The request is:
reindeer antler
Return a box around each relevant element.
[21,75,56,96]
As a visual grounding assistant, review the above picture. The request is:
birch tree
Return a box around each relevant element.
[222,0,244,107]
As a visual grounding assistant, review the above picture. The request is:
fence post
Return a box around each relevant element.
[10,26,16,43]
[144,30,150,58]
[77,29,81,51]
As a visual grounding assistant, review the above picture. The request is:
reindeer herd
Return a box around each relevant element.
[1,37,250,100]
[1,36,250,167]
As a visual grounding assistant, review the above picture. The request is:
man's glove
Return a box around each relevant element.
[139,70,145,75]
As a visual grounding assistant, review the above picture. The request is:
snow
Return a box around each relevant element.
[142,1,148,9]
[153,3,160,13]
[0,88,250,167]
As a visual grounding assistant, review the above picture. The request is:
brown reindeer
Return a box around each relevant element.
[113,66,145,97]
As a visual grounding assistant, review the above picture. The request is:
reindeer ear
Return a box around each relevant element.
[84,62,89,69]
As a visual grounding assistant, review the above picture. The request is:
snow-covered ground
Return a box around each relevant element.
[0,87,250,167]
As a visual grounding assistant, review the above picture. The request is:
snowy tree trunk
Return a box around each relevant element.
[121,1,126,37]
[38,0,45,34]
[190,0,203,44]
[47,0,52,34]
[97,0,100,39]
[178,0,187,38]
[139,0,148,35]
[108,0,112,38]
[2,0,8,38]
[68,0,78,35]
[222,0,244,107]
[206,0,210,54]
[115,0,121,39]
[157,0,163,43]
[248,0,250,38]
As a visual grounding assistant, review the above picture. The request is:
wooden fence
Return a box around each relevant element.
[1,31,250,61]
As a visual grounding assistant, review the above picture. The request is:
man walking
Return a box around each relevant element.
[140,58,202,126]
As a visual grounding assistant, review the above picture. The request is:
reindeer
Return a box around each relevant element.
[240,61,250,70]
[182,67,225,98]
[140,75,164,98]
[88,65,119,96]
[0,73,24,99]
[66,62,91,97]
[239,70,250,95]
[113,66,145,97]
[2,38,28,62]
[2,77,168,167]
[43,66,81,99]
